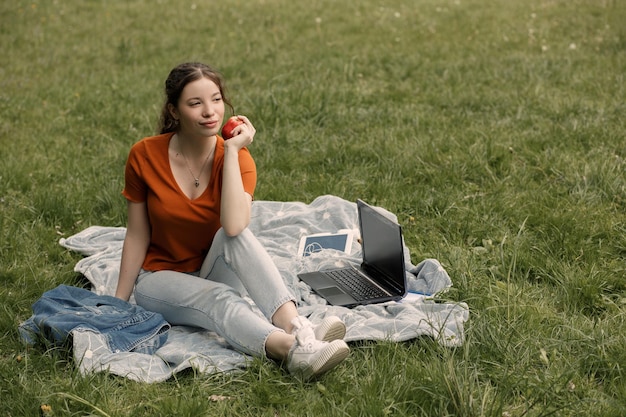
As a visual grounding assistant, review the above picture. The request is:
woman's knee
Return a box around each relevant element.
[213,228,264,259]
[214,227,256,245]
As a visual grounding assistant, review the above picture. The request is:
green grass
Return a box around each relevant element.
[1,0,625,415]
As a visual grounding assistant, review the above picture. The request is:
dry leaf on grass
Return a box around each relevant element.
[209,394,232,402]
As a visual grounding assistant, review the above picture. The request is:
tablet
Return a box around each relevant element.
[297,229,354,257]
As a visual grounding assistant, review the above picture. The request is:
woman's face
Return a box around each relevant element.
[170,76,225,139]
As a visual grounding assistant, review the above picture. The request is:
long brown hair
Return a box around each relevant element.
[158,62,234,134]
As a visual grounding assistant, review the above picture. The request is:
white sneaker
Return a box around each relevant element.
[291,315,346,341]
[287,317,349,380]
[314,316,346,342]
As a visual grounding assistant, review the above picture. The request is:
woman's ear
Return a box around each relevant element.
[167,103,178,121]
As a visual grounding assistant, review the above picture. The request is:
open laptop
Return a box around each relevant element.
[297,199,407,307]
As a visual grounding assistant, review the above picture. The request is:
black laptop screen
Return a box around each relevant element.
[357,201,406,292]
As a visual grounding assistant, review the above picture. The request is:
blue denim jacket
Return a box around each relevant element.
[19,285,170,354]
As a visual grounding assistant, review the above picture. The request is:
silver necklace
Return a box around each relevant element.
[178,138,214,188]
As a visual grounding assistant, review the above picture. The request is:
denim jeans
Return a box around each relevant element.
[134,228,295,357]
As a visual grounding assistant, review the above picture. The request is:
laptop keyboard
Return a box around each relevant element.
[326,268,388,301]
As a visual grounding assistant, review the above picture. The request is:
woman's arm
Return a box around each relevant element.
[220,116,255,236]
[115,201,151,301]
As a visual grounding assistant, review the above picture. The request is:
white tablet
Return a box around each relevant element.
[298,229,354,257]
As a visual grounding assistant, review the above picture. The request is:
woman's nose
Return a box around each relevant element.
[202,103,214,117]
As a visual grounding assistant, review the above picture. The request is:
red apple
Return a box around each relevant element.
[221,116,244,140]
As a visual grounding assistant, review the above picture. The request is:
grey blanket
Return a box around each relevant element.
[59,195,469,382]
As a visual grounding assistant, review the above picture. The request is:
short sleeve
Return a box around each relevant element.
[122,142,148,203]
[239,147,257,199]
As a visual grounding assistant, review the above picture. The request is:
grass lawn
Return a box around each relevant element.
[1,0,625,415]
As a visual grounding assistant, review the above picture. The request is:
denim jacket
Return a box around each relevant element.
[19,285,170,354]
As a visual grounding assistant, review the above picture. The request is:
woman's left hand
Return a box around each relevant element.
[224,115,255,150]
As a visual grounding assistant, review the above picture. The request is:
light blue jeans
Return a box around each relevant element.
[134,228,295,357]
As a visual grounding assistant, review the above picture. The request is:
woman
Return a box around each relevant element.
[114,62,349,380]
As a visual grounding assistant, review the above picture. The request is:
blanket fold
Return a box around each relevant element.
[53,195,468,383]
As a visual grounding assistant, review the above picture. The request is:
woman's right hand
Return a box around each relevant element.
[224,115,255,151]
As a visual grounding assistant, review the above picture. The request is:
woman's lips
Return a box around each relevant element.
[202,121,218,128]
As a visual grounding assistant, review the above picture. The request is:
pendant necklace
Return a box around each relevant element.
[179,138,214,188]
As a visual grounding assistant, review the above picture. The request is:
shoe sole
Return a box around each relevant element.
[315,317,347,342]
[302,340,350,381]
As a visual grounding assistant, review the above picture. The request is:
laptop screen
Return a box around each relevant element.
[357,200,406,293]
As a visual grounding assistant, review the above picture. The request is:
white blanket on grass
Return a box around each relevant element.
[59,195,469,383]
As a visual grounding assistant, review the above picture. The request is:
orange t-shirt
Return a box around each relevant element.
[122,132,257,272]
